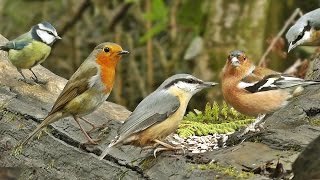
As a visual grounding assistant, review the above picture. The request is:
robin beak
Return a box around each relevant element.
[231,57,240,67]
[118,50,129,55]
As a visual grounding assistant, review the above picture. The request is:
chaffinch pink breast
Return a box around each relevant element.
[221,50,319,117]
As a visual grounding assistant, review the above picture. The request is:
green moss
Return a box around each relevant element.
[194,162,254,179]
[310,119,320,126]
[140,156,157,170]
[46,159,55,170]
[178,102,254,138]
[10,145,23,156]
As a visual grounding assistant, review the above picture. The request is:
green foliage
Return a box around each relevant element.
[178,102,254,138]
[139,0,168,43]
[195,162,254,179]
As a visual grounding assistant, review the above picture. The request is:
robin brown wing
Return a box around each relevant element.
[48,62,98,115]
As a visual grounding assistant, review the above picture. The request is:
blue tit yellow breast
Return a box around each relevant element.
[8,41,51,69]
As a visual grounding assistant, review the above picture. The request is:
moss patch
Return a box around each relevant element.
[310,119,320,126]
[178,102,254,138]
[194,162,254,179]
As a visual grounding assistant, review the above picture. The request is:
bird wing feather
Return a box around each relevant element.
[49,62,98,115]
[116,90,180,142]
[0,32,33,51]
[240,74,319,93]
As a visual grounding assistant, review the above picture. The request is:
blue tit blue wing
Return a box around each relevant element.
[116,90,180,142]
[0,32,33,51]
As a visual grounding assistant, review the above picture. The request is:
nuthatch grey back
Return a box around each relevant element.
[99,74,217,160]
[286,8,320,52]
[0,21,61,84]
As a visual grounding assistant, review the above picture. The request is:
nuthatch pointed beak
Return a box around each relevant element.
[231,57,240,67]
[199,82,218,88]
[118,50,130,55]
[56,35,62,40]
[287,42,296,53]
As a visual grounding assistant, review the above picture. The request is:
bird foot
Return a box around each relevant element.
[31,77,47,85]
[18,78,36,85]
[86,123,107,134]
[82,138,101,145]
[153,145,185,158]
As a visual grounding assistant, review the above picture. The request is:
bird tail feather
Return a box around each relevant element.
[98,138,121,160]
[20,112,63,147]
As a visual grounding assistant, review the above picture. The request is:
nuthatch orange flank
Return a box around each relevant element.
[99,74,217,160]
[20,42,129,146]
[0,21,61,84]
[286,8,320,52]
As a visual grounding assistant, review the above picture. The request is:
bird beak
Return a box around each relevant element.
[287,42,296,53]
[231,57,240,67]
[56,35,62,40]
[199,82,218,88]
[118,50,130,55]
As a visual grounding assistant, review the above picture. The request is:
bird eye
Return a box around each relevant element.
[104,47,110,53]
[186,79,194,83]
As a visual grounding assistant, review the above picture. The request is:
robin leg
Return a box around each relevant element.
[153,139,185,157]
[73,115,100,145]
[17,68,35,85]
[79,117,107,134]
[29,68,47,84]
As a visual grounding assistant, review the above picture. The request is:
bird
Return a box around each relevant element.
[20,42,129,146]
[221,50,319,134]
[286,8,320,52]
[99,74,217,160]
[0,21,61,84]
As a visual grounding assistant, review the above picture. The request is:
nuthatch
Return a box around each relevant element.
[286,8,320,52]
[99,74,217,160]
[0,21,61,84]
[20,42,129,146]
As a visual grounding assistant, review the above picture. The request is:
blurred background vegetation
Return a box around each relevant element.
[0,0,319,111]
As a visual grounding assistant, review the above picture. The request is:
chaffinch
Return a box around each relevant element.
[221,50,319,133]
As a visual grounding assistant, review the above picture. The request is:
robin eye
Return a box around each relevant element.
[104,47,110,53]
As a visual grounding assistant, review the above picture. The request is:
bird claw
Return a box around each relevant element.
[86,123,107,134]
[18,78,36,85]
[82,138,101,145]
[31,76,47,85]
[153,145,185,158]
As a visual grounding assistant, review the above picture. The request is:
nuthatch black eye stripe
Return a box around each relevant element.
[292,21,312,45]
[163,78,202,88]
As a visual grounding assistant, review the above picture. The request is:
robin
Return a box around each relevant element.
[20,42,129,146]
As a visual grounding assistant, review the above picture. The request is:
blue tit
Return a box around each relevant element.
[286,8,320,52]
[0,21,61,84]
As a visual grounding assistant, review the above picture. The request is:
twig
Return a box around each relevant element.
[146,0,154,91]
[258,8,303,66]
[283,58,302,74]
[108,2,133,31]
[59,0,92,37]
